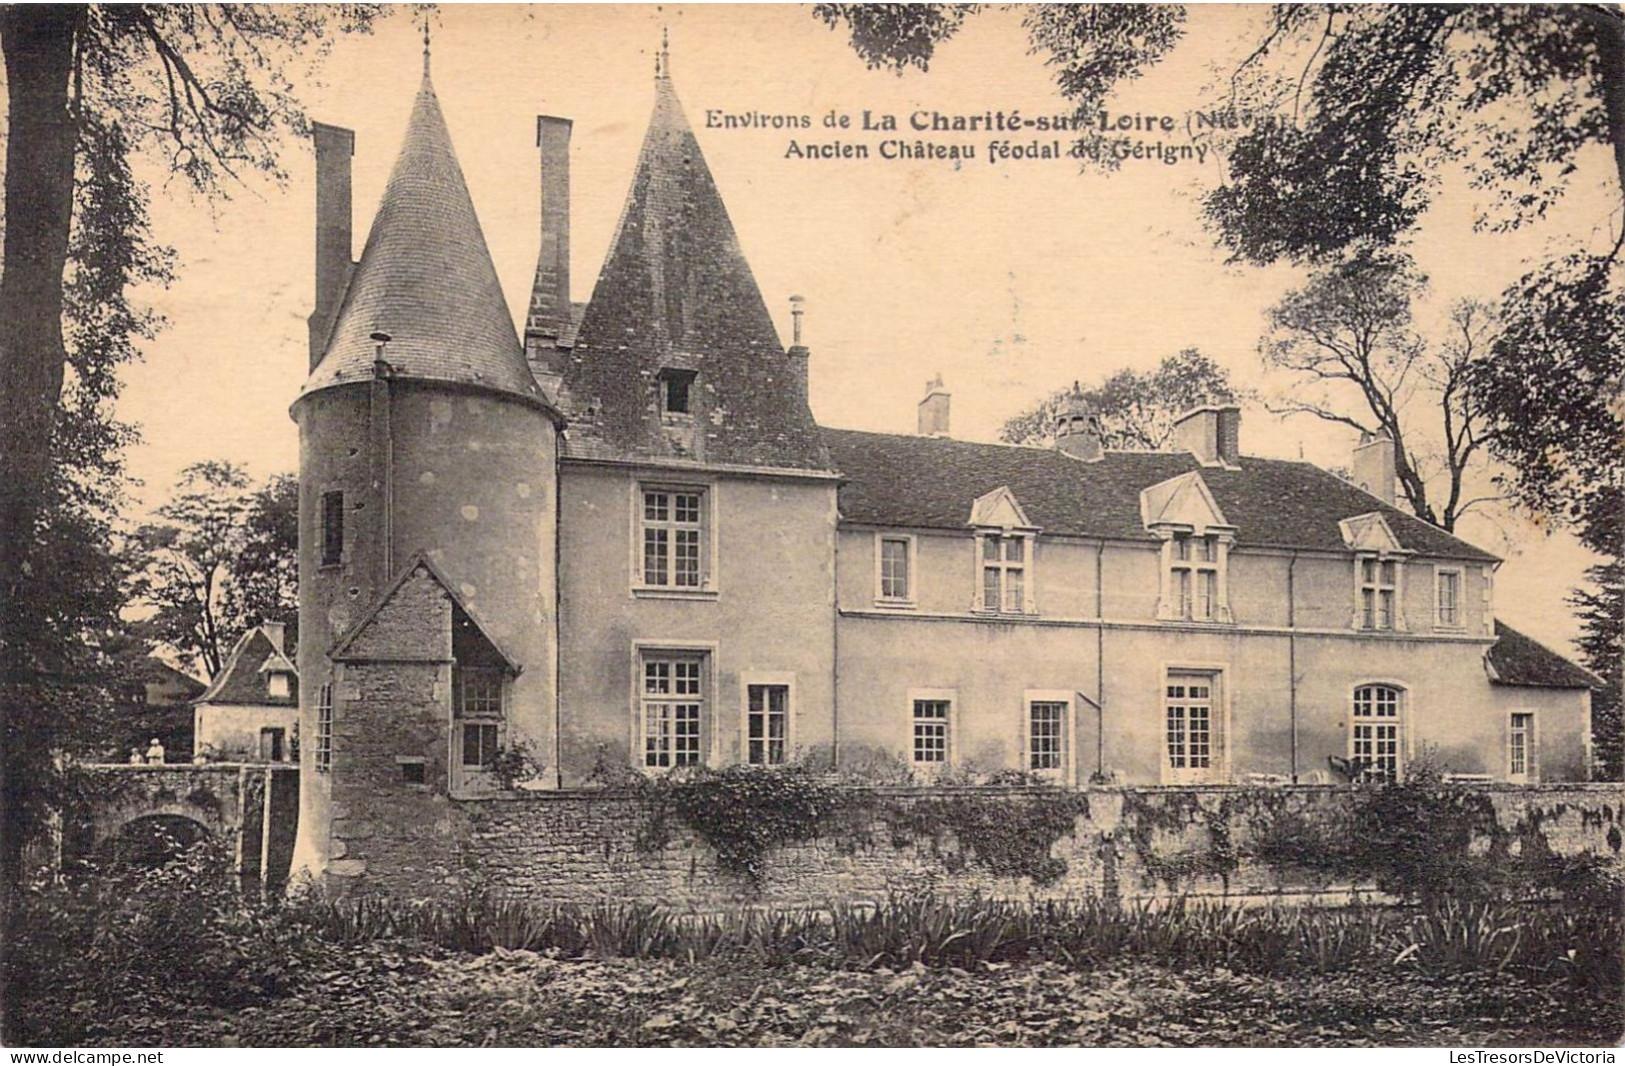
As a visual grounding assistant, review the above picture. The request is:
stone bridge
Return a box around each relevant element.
[63,764,299,890]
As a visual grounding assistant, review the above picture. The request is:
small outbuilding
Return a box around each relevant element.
[193,623,299,763]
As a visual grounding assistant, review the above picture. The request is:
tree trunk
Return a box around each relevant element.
[1575,4,1625,214]
[0,4,81,890]
[1,5,80,619]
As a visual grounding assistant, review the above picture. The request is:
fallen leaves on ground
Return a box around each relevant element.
[80,942,1625,1048]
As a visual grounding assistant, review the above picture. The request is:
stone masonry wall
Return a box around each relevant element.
[334,782,1625,906]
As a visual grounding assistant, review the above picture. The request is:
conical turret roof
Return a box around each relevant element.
[562,64,828,470]
[303,69,544,405]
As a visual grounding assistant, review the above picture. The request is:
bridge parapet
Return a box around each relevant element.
[68,763,299,891]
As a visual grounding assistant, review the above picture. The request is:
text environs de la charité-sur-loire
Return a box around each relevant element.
[704,107,1263,166]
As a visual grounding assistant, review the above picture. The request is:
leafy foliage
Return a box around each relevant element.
[1468,251,1624,776]
[1000,348,1237,449]
[3,838,318,1045]
[645,765,850,884]
[125,462,298,678]
[1,1,388,887]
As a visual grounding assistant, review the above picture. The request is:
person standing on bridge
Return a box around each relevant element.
[145,738,165,765]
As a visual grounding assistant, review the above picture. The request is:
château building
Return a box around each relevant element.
[288,48,1595,886]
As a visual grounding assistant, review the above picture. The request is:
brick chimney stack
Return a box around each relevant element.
[308,122,355,370]
[786,295,810,410]
[1173,405,1242,467]
[525,116,573,370]
[1352,431,1397,505]
[917,374,950,437]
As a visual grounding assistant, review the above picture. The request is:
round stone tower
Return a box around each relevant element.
[290,61,564,886]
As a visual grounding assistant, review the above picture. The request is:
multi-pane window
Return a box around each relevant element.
[1170,534,1220,621]
[321,491,344,566]
[643,654,704,769]
[454,668,504,786]
[1509,712,1535,780]
[879,536,912,601]
[979,534,1027,613]
[1436,568,1462,628]
[747,684,789,766]
[1351,684,1403,780]
[1029,700,1067,773]
[641,489,705,588]
[1360,558,1399,630]
[314,683,333,772]
[912,699,950,764]
[1165,677,1215,775]
[461,723,499,770]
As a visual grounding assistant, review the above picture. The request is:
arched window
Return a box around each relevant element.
[1351,685,1404,780]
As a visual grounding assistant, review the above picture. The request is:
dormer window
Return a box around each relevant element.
[659,368,696,416]
[1171,534,1222,621]
[1358,557,1401,630]
[268,673,291,700]
[979,532,1029,613]
[1338,513,1410,632]
[1141,472,1234,624]
[967,487,1039,615]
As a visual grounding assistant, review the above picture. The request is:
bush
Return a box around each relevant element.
[4,836,320,1045]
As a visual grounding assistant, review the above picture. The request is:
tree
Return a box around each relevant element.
[222,473,300,653]
[999,348,1237,449]
[1259,247,1495,532]
[1,2,386,886]
[125,464,298,680]
[1467,250,1624,777]
[814,6,1623,248]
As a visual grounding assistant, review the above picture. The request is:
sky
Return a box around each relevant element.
[112,4,1618,657]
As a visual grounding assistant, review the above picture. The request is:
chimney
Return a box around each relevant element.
[1352,431,1396,505]
[525,114,573,394]
[917,374,950,437]
[1054,382,1103,462]
[1173,404,1241,466]
[261,621,286,655]
[308,122,355,370]
[786,295,810,410]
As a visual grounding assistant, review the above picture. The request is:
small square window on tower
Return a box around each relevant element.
[658,368,697,416]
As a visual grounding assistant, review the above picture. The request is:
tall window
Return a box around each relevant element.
[1351,684,1403,780]
[1359,558,1399,630]
[641,488,706,589]
[1169,534,1221,621]
[643,653,705,769]
[321,491,344,566]
[314,683,333,772]
[747,684,789,766]
[912,698,950,765]
[878,536,912,602]
[1028,700,1067,774]
[1165,675,1217,781]
[978,534,1028,613]
[1436,567,1462,628]
[454,668,504,789]
[1508,712,1536,781]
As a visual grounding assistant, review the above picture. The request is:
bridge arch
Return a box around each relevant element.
[97,813,213,867]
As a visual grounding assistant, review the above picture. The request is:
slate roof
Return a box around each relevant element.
[197,628,299,707]
[560,69,828,470]
[1486,621,1600,688]
[821,428,1499,561]
[302,68,548,408]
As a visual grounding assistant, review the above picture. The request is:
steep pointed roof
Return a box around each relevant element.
[302,69,546,407]
[561,64,828,470]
